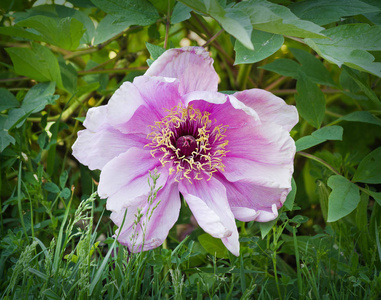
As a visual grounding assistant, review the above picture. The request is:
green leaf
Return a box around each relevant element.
[259,219,277,239]
[261,49,335,86]
[0,88,19,111]
[5,43,63,88]
[93,15,125,45]
[327,175,360,222]
[43,182,60,194]
[179,0,253,50]
[234,29,284,64]
[290,48,336,86]
[198,233,228,258]
[260,58,300,78]
[296,125,343,151]
[17,16,85,50]
[290,0,380,26]
[0,26,47,43]
[341,66,379,104]
[353,147,381,184]
[171,2,192,24]
[338,111,381,126]
[368,190,381,206]
[0,130,15,152]
[235,0,325,38]
[5,108,28,130]
[295,73,326,128]
[58,57,78,94]
[284,177,297,210]
[22,82,58,114]
[305,24,381,77]
[146,42,166,60]
[91,0,159,24]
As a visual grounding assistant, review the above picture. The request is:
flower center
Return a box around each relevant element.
[146,105,229,182]
[176,135,197,157]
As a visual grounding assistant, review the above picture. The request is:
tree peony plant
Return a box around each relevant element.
[72,47,298,256]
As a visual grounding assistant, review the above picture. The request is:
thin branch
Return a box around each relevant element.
[202,29,224,48]
[297,151,341,176]
[164,0,171,49]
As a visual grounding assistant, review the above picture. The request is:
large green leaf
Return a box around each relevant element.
[234,29,284,64]
[0,130,15,153]
[305,24,381,77]
[93,14,129,45]
[11,4,95,45]
[353,147,381,184]
[296,125,343,151]
[341,66,380,104]
[198,233,228,258]
[171,2,192,24]
[295,73,326,128]
[179,0,253,50]
[290,48,336,86]
[22,82,58,114]
[327,175,360,222]
[58,57,78,94]
[16,16,85,50]
[290,0,380,26]
[0,88,19,111]
[337,111,381,126]
[260,58,300,78]
[260,48,335,86]
[0,26,47,43]
[235,0,325,38]
[91,0,159,24]
[5,43,63,88]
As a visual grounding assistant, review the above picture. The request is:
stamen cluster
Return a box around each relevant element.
[146,105,229,182]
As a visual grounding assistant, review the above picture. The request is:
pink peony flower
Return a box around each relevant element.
[72,47,298,256]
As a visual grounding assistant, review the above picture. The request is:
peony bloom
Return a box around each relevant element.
[72,47,298,256]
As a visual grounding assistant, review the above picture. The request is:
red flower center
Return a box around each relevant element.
[176,135,197,157]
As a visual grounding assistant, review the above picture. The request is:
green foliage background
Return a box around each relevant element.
[1,0,381,299]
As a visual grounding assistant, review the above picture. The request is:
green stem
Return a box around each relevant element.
[293,226,303,296]
[17,160,29,241]
[272,227,282,300]
[77,66,147,75]
[237,64,252,90]
[297,151,341,176]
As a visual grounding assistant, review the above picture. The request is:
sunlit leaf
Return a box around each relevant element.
[179,0,254,50]
[5,43,63,88]
[235,0,325,38]
[16,16,85,50]
[234,30,284,64]
[305,24,381,77]
[290,0,380,26]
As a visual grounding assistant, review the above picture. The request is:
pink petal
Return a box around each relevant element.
[223,122,295,189]
[145,47,219,94]
[98,147,162,201]
[106,167,168,212]
[216,173,290,222]
[108,76,182,134]
[113,181,181,252]
[179,177,240,256]
[184,91,261,129]
[82,105,108,131]
[231,204,278,222]
[72,106,146,170]
[233,89,298,132]
[107,81,147,133]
